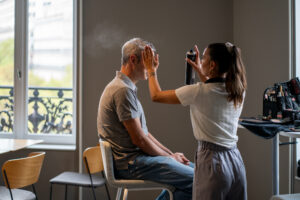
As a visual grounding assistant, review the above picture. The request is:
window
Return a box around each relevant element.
[0,0,76,144]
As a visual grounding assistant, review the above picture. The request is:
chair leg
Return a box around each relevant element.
[104,183,111,200]
[91,186,97,200]
[64,185,68,200]
[49,184,53,200]
[116,188,123,200]
[8,188,13,200]
[32,184,38,200]
[4,170,13,200]
[167,189,173,200]
[122,189,128,200]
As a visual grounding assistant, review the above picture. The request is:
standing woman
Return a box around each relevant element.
[142,43,247,200]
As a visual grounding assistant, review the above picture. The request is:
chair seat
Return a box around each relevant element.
[0,186,36,200]
[113,179,175,191]
[271,193,300,200]
[49,171,106,187]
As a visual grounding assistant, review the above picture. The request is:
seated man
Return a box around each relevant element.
[97,38,194,200]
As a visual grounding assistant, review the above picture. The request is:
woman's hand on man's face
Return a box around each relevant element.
[142,45,159,72]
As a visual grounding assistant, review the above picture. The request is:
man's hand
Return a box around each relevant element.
[170,152,190,165]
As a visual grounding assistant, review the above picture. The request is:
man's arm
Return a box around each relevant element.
[123,118,190,165]
[148,132,173,155]
[148,133,190,165]
[122,118,170,156]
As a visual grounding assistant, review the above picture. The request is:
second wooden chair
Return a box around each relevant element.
[49,146,110,200]
[0,152,46,200]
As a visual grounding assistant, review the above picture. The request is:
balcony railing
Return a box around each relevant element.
[0,86,72,134]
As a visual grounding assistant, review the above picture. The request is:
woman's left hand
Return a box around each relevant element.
[142,45,159,72]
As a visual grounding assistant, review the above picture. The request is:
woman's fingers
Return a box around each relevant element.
[155,53,159,62]
[194,45,199,54]
[153,54,159,69]
[194,45,201,65]
[143,45,159,71]
[143,46,153,68]
[145,46,153,60]
[185,45,201,71]
[186,57,198,70]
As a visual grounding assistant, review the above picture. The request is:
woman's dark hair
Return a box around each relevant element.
[207,43,247,107]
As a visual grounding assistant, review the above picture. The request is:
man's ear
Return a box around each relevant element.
[129,54,137,64]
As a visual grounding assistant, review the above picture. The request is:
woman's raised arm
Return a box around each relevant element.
[142,46,180,104]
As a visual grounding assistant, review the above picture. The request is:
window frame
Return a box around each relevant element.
[0,0,77,145]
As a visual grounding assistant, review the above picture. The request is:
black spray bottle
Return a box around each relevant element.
[185,49,196,85]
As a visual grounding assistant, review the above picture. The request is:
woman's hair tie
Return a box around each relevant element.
[225,42,235,55]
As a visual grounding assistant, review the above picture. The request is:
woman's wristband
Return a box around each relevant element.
[148,71,156,77]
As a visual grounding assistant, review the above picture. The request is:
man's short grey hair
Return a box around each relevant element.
[121,38,156,65]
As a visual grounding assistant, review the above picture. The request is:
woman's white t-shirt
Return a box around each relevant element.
[175,82,244,148]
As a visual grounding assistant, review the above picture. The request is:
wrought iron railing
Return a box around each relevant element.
[0,86,73,134]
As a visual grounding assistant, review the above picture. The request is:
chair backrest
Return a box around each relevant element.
[99,139,117,185]
[83,146,104,174]
[2,152,45,189]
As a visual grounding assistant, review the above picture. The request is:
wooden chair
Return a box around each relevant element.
[49,146,110,200]
[0,152,46,200]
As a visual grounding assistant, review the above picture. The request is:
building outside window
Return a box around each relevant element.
[0,0,76,144]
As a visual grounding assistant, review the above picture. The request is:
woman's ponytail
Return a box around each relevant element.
[208,43,247,108]
[225,45,247,107]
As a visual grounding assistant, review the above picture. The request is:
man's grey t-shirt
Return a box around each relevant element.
[97,71,148,170]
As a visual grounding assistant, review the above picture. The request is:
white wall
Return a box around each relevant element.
[234,0,291,199]
[83,0,233,199]
[84,0,296,199]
